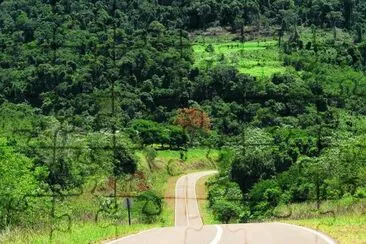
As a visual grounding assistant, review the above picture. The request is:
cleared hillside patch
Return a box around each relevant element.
[193,39,287,78]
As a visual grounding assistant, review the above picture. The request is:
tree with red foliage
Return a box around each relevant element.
[175,108,211,145]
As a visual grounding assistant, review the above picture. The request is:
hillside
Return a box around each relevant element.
[1,0,366,243]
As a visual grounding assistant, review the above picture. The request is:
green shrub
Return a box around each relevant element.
[212,200,241,224]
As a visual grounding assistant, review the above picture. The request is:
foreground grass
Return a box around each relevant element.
[279,198,366,243]
[193,39,287,78]
[164,175,180,225]
[0,222,160,244]
[1,148,218,243]
[284,215,366,244]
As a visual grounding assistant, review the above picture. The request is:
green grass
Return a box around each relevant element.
[155,148,219,165]
[277,198,366,243]
[275,198,366,220]
[284,215,366,244]
[193,39,288,78]
[0,148,219,243]
[196,175,219,225]
[0,222,159,244]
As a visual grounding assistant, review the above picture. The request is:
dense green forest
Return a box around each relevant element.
[1,0,366,242]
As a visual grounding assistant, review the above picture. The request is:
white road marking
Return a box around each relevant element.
[106,228,164,244]
[175,171,217,227]
[192,172,202,226]
[209,225,223,244]
[275,222,337,244]
[108,174,338,244]
[185,176,190,226]
[174,175,185,226]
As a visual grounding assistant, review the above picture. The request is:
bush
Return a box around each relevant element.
[130,120,187,148]
[248,179,282,217]
[144,146,157,171]
[231,149,275,193]
[138,191,162,224]
[0,138,39,229]
[212,200,241,224]
[355,188,366,198]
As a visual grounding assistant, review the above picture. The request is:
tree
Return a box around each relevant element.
[248,179,282,218]
[212,200,241,224]
[327,11,343,41]
[144,146,157,171]
[299,157,328,209]
[342,0,354,29]
[359,41,366,66]
[0,138,39,229]
[113,144,137,176]
[130,119,187,148]
[167,125,188,149]
[234,16,245,43]
[174,107,211,145]
[231,148,276,193]
[131,119,162,146]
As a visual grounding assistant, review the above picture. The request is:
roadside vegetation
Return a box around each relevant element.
[196,175,218,225]
[0,223,159,244]
[280,198,366,243]
[286,215,366,244]
[0,144,217,243]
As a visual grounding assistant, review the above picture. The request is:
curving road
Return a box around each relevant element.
[108,171,337,244]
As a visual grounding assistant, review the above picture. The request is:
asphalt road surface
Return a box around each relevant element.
[108,171,337,244]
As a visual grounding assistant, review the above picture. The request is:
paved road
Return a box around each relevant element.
[108,171,337,244]
[175,171,217,227]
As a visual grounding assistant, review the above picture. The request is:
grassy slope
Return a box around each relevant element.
[279,198,366,243]
[0,148,217,243]
[0,223,160,244]
[156,148,219,166]
[196,175,218,225]
[285,215,366,244]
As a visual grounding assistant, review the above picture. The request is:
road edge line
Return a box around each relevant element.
[209,225,223,244]
[194,171,217,226]
[106,227,164,244]
[175,174,186,226]
[185,175,190,226]
[274,222,337,244]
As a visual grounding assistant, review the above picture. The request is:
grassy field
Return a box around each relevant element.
[193,39,287,78]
